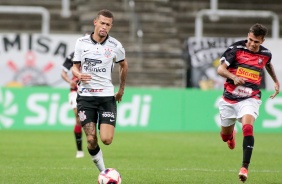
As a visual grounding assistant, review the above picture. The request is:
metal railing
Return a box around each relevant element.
[195,0,280,40]
[0,5,50,34]
[61,0,71,18]
[123,0,144,70]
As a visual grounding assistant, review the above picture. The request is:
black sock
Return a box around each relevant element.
[88,145,100,156]
[74,132,82,151]
[242,135,254,169]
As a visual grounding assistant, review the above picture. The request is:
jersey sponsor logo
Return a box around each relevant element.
[102,112,115,119]
[236,67,259,81]
[83,66,106,72]
[261,49,271,53]
[85,58,102,66]
[232,86,252,97]
[108,39,117,47]
[94,67,106,72]
[81,88,103,93]
[84,59,106,72]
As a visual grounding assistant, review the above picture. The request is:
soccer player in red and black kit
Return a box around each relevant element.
[61,52,84,158]
[217,23,280,183]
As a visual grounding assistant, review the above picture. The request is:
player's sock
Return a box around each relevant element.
[88,145,105,172]
[74,125,83,151]
[242,124,254,169]
[220,131,233,142]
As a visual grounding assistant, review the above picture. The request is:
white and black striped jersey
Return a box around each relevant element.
[73,32,125,97]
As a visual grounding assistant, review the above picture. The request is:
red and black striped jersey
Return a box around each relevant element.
[219,40,271,103]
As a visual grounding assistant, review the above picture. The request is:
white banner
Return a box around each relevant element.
[0,33,81,87]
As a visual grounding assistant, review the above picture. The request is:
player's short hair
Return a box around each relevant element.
[97,9,114,20]
[249,23,268,38]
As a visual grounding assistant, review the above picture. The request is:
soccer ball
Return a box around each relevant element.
[98,168,122,184]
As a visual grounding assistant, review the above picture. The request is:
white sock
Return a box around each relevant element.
[91,149,105,172]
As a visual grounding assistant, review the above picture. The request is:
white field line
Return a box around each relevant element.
[1,166,281,173]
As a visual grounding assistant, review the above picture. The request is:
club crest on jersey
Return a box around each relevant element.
[258,57,263,65]
[104,48,112,58]
[78,111,87,121]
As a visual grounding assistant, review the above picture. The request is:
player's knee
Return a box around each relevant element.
[220,132,232,142]
[87,136,98,147]
[242,124,253,136]
[101,137,113,145]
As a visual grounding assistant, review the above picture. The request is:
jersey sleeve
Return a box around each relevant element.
[262,48,272,65]
[62,52,74,71]
[73,39,82,64]
[219,45,237,66]
[115,43,125,63]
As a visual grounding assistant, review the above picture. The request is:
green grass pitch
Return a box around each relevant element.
[0,131,281,184]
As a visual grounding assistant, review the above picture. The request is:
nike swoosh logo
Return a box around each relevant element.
[84,50,89,52]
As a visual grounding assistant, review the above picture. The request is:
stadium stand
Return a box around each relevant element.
[0,0,281,87]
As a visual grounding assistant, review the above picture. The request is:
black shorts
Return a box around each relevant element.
[76,95,117,128]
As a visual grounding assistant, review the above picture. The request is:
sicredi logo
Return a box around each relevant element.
[24,93,73,126]
[117,95,151,127]
[0,89,18,128]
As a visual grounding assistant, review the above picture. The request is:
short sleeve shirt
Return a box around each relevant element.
[73,33,125,97]
[219,40,271,103]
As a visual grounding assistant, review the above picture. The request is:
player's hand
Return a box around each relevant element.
[114,90,124,103]
[233,76,247,86]
[80,73,92,83]
[270,82,280,99]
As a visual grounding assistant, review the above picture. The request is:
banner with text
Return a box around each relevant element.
[0,33,80,87]
[0,87,281,132]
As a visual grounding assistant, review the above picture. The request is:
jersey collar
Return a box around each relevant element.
[90,32,109,45]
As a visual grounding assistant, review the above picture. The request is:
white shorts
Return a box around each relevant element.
[68,91,77,109]
[218,97,261,127]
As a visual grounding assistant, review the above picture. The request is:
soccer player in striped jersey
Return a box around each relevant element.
[61,52,84,158]
[217,23,280,183]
